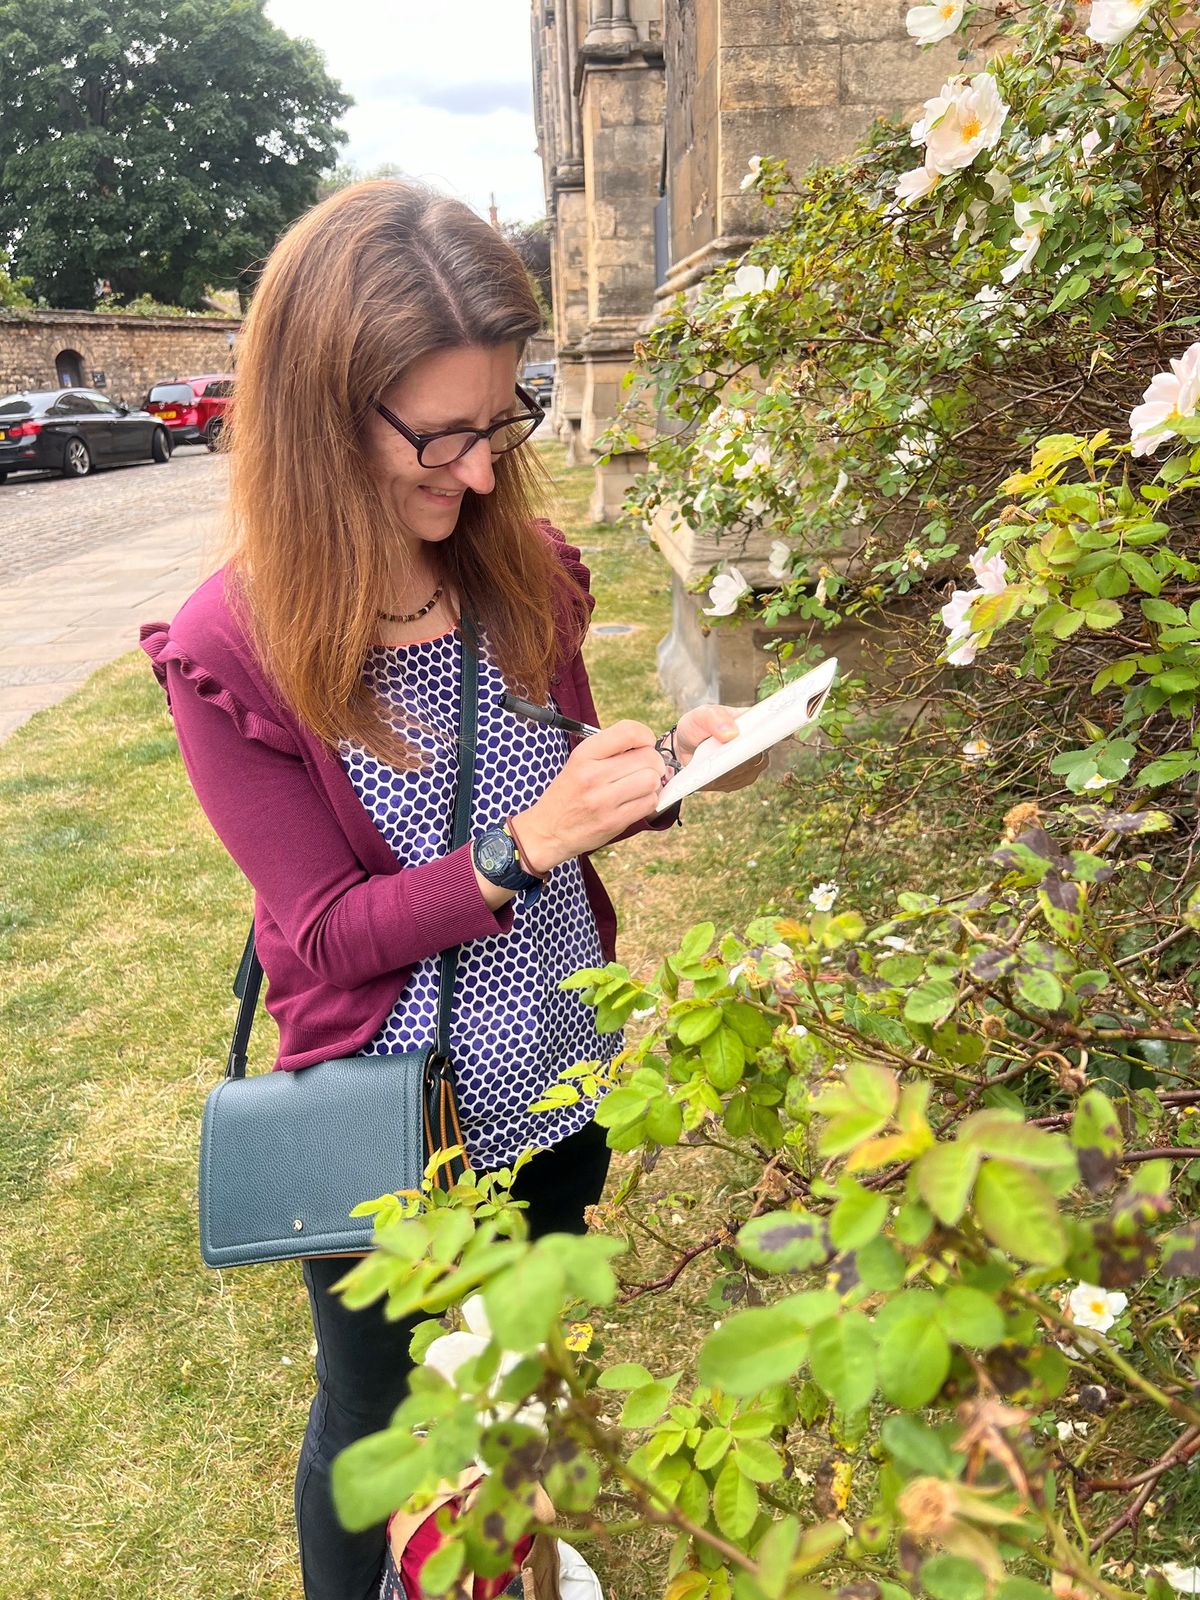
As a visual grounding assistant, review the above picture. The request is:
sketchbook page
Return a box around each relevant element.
[655,656,838,812]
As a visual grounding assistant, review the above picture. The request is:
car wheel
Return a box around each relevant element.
[62,437,92,478]
[151,427,172,463]
[0,470,7,484]
[205,417,224,451]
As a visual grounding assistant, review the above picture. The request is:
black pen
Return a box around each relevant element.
[500,692,602,738]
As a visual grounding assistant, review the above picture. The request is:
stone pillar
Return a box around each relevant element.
[650,0,960,708]
[576,9,664,520]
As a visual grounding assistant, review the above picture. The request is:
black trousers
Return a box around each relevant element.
[294,1118,612,1600]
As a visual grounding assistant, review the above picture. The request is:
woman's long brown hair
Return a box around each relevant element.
[225,179,582,766]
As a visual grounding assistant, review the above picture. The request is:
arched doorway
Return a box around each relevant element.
[55,349,85,387]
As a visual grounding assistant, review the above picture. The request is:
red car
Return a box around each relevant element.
[145,374,234,449]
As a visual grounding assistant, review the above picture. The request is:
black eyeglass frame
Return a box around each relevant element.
[373,384,546,468]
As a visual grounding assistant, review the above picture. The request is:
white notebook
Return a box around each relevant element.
[655,656,838,811]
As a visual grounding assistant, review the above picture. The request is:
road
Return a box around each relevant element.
[1,447,228,582]
[0,445,227,741]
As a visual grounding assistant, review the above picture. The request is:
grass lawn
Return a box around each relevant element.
[0,442,962,1598]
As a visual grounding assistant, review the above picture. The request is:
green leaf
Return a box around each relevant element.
[621,1380,674,1428]
[1137,751,1199,787]
[916,1141,980,1225]
[702,1024,746,1090]
[755,1519,801,1598]
[1071,1087,1123,1192]
[418,1538,465,1592]
[830,1182,889,1252]
[1120,551,1162,594]
[713,1454,759,1541]
[880,1414,957,1478]
[733,1437,783,1483]
[694,1427,733,1470]
[676,1005,723,1045]
[921,1554,986,1600]
[1015,967,1064,1012]
[736,1210,830,1273]
[974,1160,1067,1265]
[877,1314,951,1407]
[598,1361,656,1390]
[808,1312,877,1414]
[937,1286,1006,1349]
[1084,598,1123,629]
[679,922,716,964]
[698,1304,812,1396]
[904,978,958,1026]
[483,1251,566,1353]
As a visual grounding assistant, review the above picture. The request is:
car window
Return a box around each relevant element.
[148,383,194,405]
[55,392,96,415]
[90,395,118,415]
[0,397,33,416]
[203,380,234,398]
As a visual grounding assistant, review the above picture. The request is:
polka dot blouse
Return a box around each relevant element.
[340,627,618,1170]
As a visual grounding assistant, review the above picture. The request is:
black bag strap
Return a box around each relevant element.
[225,613,480,1080]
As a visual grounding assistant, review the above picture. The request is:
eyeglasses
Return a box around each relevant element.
[373,384,546,468]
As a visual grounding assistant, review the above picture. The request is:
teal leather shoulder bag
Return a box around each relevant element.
[197,618,478,1269]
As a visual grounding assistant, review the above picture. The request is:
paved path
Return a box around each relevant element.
[0,451,227,743]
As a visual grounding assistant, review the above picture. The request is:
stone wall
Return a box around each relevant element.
[659,0,961,299]
[0,310,240,404]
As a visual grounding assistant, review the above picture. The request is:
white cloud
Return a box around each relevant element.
[265,0,546,222]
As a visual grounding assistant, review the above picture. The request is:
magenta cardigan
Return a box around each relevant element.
[141,523,677,1071]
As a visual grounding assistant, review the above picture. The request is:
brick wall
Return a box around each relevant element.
[0,310,241,406]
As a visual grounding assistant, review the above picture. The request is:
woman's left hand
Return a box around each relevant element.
[673,704,769,793]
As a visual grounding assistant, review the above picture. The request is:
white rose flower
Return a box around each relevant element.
[740,154,764,191]
[1086,0,1156,46]
[969,546,1009,594]
[905,0,964,43]
[828,468,849,506]
[1067,1281,1128,1333]
[723,263,781,301]
[1082,773,1111,790]
[918,73,1009,176]
[1161,1566,1200,1596]
[1129,342,1200,457]
[731,441,772,481]
[947,633,979,666]
[767,540,792,580]
[1079,128,1106,164]
[894,162,940,207]
[962,737,992,763]
[809,881,839,912]
[1056,1419,1089,1442]
[815,573,829,606]
[704,567,751,616]
[953,198,989,244]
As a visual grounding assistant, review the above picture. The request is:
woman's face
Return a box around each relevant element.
[364,342,522,550]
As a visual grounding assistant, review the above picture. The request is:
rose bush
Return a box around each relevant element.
[327,4,1200,1596]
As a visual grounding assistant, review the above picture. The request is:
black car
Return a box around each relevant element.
[0,389,173,481]
[521,361,555,410]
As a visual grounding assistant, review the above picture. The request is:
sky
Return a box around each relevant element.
[264,0,548,226]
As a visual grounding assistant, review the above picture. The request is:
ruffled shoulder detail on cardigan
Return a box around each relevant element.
[139,622,300,756]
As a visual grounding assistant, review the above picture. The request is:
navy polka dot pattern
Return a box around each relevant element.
[340,628,617,1169]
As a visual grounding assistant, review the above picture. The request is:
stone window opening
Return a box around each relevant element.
[55,349,85,388]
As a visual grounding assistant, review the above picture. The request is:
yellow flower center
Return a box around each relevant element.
[940,2,956,14]
[960,115,982,142]
[1089,1298,1107,1317]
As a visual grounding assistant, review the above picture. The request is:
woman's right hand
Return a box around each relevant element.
[513,720,666,873]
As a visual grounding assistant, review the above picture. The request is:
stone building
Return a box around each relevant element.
[0,310,240,405]
[531,0,957,702]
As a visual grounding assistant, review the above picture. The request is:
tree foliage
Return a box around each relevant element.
[0,0,350,308]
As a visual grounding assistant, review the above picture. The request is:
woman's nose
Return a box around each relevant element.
[450,437,495,496]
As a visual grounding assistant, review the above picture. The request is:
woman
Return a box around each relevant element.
[141,180,764,1600]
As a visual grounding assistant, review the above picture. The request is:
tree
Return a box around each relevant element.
[0,0,351,309]
[0,252,34,309]
[501,217,553,320]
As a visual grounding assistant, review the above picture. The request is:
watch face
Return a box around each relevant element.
[476,830,515,876]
